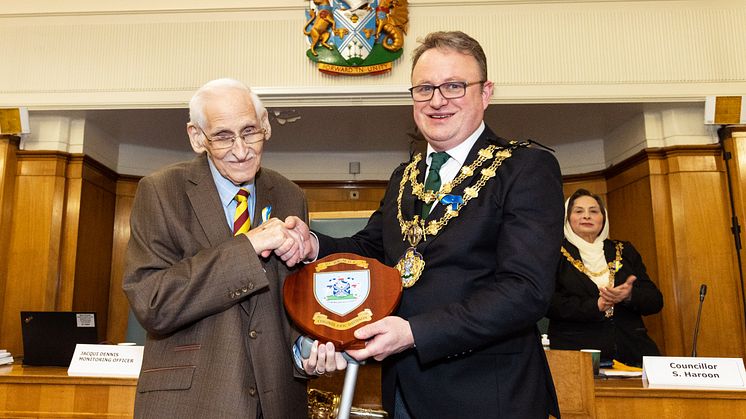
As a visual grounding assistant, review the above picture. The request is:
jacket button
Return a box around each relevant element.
[228,291,236,299]
[248,387,257,396]
[241,287,248,293]
[248,282,255,290]
[249,330,258,339]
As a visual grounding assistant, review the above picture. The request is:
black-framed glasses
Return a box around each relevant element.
[198,125,266,150]
[408,81,485,102]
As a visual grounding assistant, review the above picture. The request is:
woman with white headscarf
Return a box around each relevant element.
[546,188,663,367]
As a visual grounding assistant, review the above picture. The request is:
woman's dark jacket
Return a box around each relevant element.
[547,239,663,367]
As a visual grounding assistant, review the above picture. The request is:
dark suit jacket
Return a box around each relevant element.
[123,155,308,419]
[317,127,565,418]
[547,239,663,367]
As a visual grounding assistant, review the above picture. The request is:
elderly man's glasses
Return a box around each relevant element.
[408,81,485,102]
[198,125,266,150]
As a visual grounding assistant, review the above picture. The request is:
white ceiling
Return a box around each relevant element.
[81,102,664,155]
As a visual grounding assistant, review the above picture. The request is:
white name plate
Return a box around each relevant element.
[67,344,143,378]
[642,356,746,389]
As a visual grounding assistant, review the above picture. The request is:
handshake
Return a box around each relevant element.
[242,215,318,267]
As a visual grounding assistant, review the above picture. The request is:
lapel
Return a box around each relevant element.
[253,168,275,228]
[603,239,620,285]
[403,156,427,222]
[185,155,231,247]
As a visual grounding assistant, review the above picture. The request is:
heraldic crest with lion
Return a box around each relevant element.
[303,0,409,75]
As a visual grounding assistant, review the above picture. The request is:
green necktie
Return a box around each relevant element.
[422,151,450,218]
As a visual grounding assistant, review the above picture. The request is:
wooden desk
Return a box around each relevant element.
[546,350,596,419]
[0,363,136,418]
[5,359,745,419]
[595,378,746,419]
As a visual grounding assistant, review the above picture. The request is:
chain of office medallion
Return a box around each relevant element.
[409,145,500,204]
[397,144,518,241]
[561,242,624,288]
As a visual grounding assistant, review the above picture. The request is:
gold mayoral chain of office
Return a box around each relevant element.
[560,241,624,318]
[395,141,528,288]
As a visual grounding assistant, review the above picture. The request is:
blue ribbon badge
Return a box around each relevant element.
[261,205,272,224]
[438,194,464,211]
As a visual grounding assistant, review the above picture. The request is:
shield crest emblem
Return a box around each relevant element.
[303,0,409,75]
[332,2,376,62]
[314,270,370,316]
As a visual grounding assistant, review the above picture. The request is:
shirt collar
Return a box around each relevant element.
[425,121,485,166]
[207,156,256,208]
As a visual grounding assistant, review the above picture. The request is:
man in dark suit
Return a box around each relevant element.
[306,32,565,418]
[123,79,344,419]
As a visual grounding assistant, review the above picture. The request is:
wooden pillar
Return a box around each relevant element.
[106,177,140,344]
[0,135,20,340]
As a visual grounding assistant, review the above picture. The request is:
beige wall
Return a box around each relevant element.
[1,0,744,109]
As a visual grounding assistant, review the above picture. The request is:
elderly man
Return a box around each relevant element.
[307,32,565,418]
[123,78,343,419]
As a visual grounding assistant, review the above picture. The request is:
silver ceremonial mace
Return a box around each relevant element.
[336,353,361,419]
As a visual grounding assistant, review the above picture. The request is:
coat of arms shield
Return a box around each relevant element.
[303,0,409,75]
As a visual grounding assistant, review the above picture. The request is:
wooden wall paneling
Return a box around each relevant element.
[666,150,743,358]
[606,146,746,359]
[298,181,387,213]
[107,177,139,344]
[609,146,744,356]
[71,157,117,342]
[561,172,607,201]
[0,136,19,338]
[0,153,69,356]
[606,157,667,355]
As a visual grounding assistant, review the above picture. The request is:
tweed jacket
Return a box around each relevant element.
[123,154,308,419]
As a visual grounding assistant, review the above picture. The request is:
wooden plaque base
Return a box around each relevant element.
[283,253,402,349]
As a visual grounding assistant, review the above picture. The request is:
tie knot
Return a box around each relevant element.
[234,188,250,203]
[429,152,450,171]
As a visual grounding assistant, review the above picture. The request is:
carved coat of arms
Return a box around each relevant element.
[303,0,409,75]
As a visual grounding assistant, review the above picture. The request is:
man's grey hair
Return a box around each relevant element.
[188,78,266,128]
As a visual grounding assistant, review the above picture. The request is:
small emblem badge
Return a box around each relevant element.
[314,270,370,316]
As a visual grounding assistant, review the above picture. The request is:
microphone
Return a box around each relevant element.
[691,284,707,357]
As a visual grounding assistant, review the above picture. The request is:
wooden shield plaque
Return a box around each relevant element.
[283,253,402,349]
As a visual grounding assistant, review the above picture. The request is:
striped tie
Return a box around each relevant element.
[233,188,251,236]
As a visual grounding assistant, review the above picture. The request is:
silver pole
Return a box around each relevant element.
[336,356,359,419]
